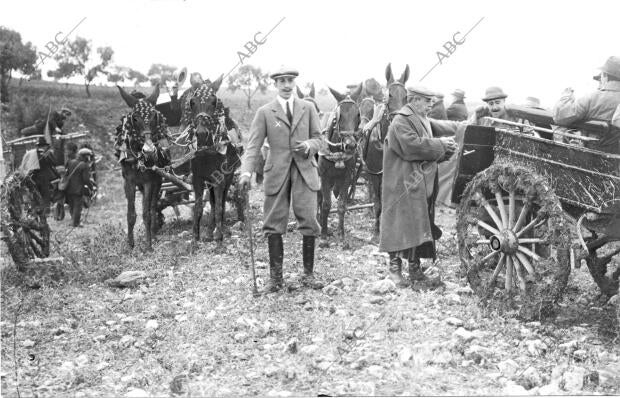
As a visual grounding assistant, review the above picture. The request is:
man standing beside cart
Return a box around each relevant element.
[380,86,460,291]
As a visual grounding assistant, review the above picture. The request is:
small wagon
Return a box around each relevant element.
[1,132,88,269]
[452,105,620,318]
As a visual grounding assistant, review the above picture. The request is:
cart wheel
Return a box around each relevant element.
[1,173,51,271]
[585,243,620,297]
[456,164,571,319]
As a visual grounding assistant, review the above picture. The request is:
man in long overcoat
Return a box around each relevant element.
[379,86,458,290]
[446,89,468,121]
[64,150,93,227]
[239,67,325,293]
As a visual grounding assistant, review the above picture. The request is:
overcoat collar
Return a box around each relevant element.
[395,104,431,135]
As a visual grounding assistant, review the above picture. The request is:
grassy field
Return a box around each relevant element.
[1,80,619,397]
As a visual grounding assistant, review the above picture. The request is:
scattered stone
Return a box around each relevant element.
[520,366,543,389]
[445,293,462,304]
[455,285,474,295]
[558,339,579,351]
[369,296,385,305]
[366,279,396,295]
[22,339,35,348]
[498,359,520,378]
[233,332,249,343]
[367,365,384,378]
[322,285,342,296]
[561,366,587,391]
[93,334,106,342]
[120,335,135,347]
[572,349,587,362]
[126,388,149,398]
[300,344,319,355]
[399,347,413,364]
[145,320,159,330]
[263,365,279,377]
[445,317,464,327]
[464,345,491,363]
[452,327,476,342]
[525,339,547,356]
[75,354,88,367]
[106,271,147,288]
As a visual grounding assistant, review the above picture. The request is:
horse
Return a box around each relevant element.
[181,76,240,243]
[362,63,410,239]
[116,84,171,251]
[318,83,363,248]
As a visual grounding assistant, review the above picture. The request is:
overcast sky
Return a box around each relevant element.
[3,0,619,107]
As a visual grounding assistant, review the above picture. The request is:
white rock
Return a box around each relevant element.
[205,310,217,321]
[573,349,587,361]
[120,335,135,347]
[498,359,520,378]
[145,320,159,330]
[521,366,543,388]
[551,363,568,381]
[22,339,35,348]
[263,365,279,377]
[366,279,396,295]
[525,339,547,356]
[322,285,342,296]
[75,354,89,366]
[367,365,384,378]
[561,366,586,391]
[109,271,147,287]
[399,347,413,364]
[233,332,248,343]
[126,388,149,397]
[452,327,476,342]
[445,317,464,327]
[445,293,462,304]
[300,344,319,355]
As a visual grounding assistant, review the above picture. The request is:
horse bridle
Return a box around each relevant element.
[325,96,362,152]
[187,88,229,151]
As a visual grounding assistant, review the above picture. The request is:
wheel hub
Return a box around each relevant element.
[489,229,519,254]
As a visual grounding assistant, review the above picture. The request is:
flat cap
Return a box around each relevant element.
[270,66,299,80]
[482,86,508,102]
[406,85,435,99]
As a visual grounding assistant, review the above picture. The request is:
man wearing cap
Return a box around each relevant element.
[429,93,448,120]
[446,89,468,121]
[238,67,325,294]
[553,56,620,143]
[380,86,460,290]
[470,87,520,129]
[63,148,93,227]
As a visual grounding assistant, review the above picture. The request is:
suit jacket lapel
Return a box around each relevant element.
[271,99,290,127]
[290,98,305,133]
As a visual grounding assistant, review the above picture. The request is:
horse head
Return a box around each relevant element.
[117,84,169,167]
[327,84,363,155]
[385,63,410,113]
[185,76,226,149]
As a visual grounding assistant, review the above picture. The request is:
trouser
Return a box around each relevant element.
[263,163,320,236]
[66,194,83,227]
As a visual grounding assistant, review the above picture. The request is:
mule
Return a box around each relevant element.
[181,76,240,243]
[117,84,171,251]
[362,63,410,239]
[318,83,363,248]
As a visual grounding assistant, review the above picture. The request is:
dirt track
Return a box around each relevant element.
[1,169,619,396]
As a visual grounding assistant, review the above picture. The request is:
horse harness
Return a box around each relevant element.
[322,96,362,169]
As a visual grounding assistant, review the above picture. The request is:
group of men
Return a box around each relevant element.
[235,55,620,295]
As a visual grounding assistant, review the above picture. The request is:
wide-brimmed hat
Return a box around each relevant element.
[482,86,508,102]
[452,89,465,99]
[524,96,542,109]
[406,85,435,99]
[270,66,299,80]
[599,56,620,79]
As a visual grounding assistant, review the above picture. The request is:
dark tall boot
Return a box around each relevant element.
[388,252,410,288]
[262,233,284,294]
[301,235,324,289]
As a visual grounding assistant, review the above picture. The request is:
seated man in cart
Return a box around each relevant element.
[470,87,537,135]
[20,108,72,137]
[553,56,620,153]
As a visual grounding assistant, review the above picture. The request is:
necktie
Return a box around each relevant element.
[286,101,293,125]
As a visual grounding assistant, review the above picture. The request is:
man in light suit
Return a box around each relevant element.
[238,67,325,293]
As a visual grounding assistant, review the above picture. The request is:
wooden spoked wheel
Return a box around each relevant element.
[457,165,571,318]
[1,173,51,271]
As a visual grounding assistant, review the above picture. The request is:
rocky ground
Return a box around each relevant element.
[1,169,619,397]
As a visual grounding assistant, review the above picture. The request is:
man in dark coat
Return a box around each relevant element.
[428,94,447,120]
[20,108,72,137]
[64,150,93,227]
[446,89,468,121]
[238,67,325,293]
[379,86,459,290]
